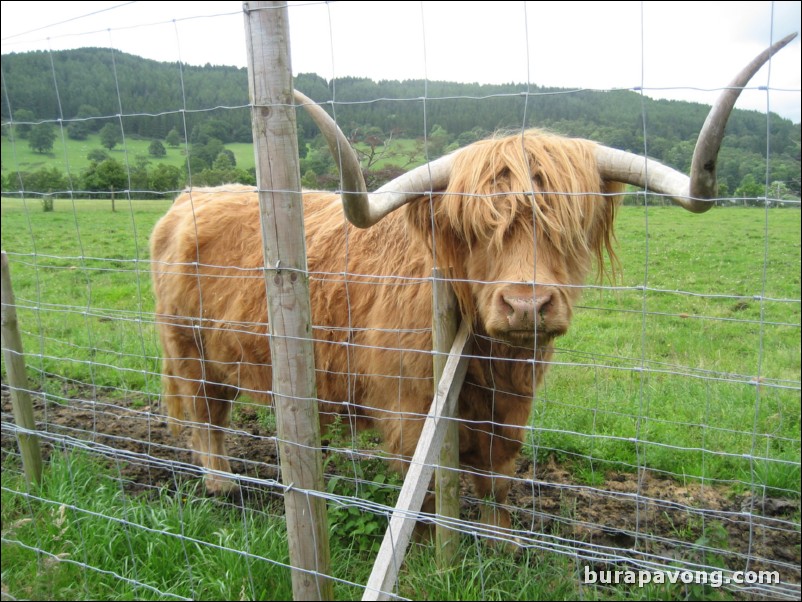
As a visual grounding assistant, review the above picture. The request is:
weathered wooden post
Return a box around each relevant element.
[243,2,332,599]
[363,321,472,600]
[1,251,43,486]
[432,268,460,566]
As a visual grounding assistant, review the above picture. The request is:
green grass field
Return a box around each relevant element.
[1,198,800,600]
[2,449,754,602]
[527,206,801,494]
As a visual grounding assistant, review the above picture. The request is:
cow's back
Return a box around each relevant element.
[150,186,435,430]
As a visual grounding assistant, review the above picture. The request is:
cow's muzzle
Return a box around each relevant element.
[502,290,553,331]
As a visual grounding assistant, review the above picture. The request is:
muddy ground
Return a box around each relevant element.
[2,382,799,597]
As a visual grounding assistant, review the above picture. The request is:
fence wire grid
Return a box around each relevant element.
[1,2,800,600]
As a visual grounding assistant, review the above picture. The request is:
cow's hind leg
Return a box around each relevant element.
[188,379,237,494]
[161,352,238,495]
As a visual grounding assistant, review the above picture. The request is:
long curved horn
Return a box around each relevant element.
[596,32,797,212]
[293,90,369,224]
[294,90,453,227]
[298,32,796,222]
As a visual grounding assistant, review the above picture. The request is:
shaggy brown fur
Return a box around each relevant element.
[150,130,623,531]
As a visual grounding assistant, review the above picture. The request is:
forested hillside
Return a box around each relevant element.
[2,47,799,200]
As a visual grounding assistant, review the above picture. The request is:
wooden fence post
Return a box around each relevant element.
[432,268,460,567]
[1,251,43,486]
[243,3,332,599]
[363,322,472,601]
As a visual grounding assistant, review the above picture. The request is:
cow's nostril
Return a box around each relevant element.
[503,295,537,329]
[536,293,552,317]
[502,288,557,330]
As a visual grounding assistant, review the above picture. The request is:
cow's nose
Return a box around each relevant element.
[503,289,554,330]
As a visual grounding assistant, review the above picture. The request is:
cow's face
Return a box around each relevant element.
[407,132,621,346]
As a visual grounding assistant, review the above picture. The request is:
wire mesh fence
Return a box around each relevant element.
[1,2,800,600]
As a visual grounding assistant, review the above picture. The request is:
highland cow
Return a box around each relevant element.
[150,35,794,534]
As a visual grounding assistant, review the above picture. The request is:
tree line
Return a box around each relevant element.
[2,47,799,202]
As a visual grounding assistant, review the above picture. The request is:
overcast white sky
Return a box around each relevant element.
[2,1,800,122]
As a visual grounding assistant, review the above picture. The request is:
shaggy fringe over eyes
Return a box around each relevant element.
[439,130,622,281]
[404,130,623,325]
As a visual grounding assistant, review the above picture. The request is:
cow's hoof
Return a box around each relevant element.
[203,472,240,498]
[479,505,519,552]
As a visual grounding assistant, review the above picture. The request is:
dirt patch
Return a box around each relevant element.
[510,457,800,588]
[2,383,800,595]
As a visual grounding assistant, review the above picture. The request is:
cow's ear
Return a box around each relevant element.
[587,180,624,283]
[404,195,437,249]
[405,193,476,249]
